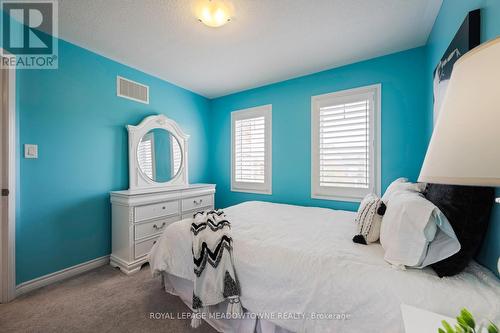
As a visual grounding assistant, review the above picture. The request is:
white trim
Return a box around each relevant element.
[16,255,110,296]
[311,194,365,203]
[116,76,150,104]
[231,104,272,195]
[109,254,144,275]
[1,51,16,303]
[230,188,273,195]
[311,84,381,202]
[496,198,500,204]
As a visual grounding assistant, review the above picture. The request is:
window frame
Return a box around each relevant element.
[311,84,381,202]
[231,104,272,195]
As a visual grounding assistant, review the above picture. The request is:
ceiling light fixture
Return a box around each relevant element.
[195,0,232,28]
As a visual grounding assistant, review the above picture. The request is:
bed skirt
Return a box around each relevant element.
[160,272,292,333]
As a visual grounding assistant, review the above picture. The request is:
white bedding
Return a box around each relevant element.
[150,201,500,333]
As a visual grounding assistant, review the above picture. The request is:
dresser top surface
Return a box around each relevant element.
[110,183,215,197]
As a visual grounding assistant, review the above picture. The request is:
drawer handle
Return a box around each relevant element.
[162,206,166,210]
[193,199,203,205]
[153,222,167,230]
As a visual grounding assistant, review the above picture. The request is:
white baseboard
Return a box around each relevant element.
[16,255,110,297]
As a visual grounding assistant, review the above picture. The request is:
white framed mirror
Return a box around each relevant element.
[127,114,189,190]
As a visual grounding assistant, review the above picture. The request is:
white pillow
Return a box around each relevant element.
[353,193,384,244]
[419,210,462,268]
[380,190,460,268]
[382,177,426,203]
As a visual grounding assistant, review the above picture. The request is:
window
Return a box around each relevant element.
[311,85,381,202]
[231,105,272,194]
[171,138,182,177]
[137,132,155,179]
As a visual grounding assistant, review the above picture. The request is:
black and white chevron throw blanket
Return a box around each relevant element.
[190,210,242,328]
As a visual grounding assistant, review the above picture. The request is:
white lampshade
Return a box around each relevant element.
[419,37,500,186]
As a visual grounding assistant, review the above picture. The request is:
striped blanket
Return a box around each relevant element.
[190,210,242,327]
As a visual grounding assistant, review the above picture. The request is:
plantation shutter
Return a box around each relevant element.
[171,139,182,176]
[138,136,154,179]
[234,116,265,183]
[319,99,371,189]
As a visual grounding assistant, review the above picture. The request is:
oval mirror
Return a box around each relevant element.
[137,128,182,183]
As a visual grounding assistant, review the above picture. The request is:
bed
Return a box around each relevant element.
[149,201,500,333]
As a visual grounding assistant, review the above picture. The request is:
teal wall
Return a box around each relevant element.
[16,38,211,284]
[210,47,429,212]
[426,0,500,277]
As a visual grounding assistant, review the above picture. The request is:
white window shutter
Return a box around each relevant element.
[231,105,272,194]
[171,139,182,177]
[138,136,154,179]
[235,116,265,183]
[319,100,370,189]
[312,85,381,201]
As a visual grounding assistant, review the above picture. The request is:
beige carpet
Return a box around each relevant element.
[0,264,217,333]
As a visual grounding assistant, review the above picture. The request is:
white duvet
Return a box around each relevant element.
[150,201,500,333]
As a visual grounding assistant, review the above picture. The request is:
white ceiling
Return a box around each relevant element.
[58,0,442,98]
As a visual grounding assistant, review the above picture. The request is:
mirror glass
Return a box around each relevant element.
[137,128,182,183]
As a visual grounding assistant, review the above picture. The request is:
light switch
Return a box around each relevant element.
[24,144,38,159]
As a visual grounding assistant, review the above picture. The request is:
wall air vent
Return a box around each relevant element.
[116,76,149,104]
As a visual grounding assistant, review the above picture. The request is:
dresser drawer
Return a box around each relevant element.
[134,236,159,259]
[135,200,179,222]
[135,215,180,240]
[182,195,213,212]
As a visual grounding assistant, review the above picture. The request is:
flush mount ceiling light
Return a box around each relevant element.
[194,0,233,28]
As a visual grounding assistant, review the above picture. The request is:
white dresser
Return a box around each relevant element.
[110,184,216,274]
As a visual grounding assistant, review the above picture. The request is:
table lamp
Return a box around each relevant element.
[419,36,500,194]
